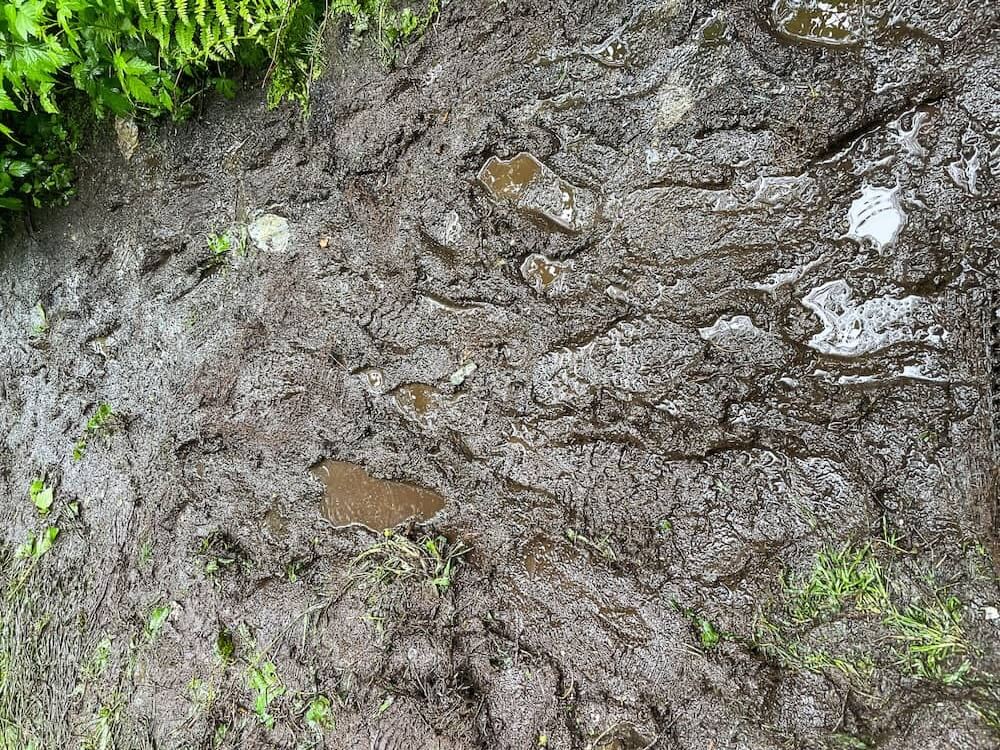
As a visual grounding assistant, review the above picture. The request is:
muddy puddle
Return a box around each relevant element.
[478,152,593,232]
[310,460,445,530]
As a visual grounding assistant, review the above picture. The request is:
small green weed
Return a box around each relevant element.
[28,302,49,338]
[138,540,154,569]
[73,403,117,461]
[247,659,285,729]
[28,479,54,516]
[674,602,724,651]
[81,702,121,750]
[15,526,59,562]
[81,636,114,681]
[305,694,335,730]
[145,603,171,641]
[215,628,236,665]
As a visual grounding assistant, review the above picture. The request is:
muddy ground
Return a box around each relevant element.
[2,0,1000,747]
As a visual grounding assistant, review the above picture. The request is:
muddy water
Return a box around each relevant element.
[2,0,998,747]
[310,460,445,529]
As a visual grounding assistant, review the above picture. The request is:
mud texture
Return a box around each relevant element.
[2,0,1000,748]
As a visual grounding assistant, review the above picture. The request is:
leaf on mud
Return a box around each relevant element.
[29,478,54,515]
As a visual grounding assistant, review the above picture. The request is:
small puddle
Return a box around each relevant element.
[770,0,862,46]
[520,253,570,293]
[391,383,452,428]
[478,152,589,232]
[845,185,906,250]
[584,35,629,67]
[310,459,445,530]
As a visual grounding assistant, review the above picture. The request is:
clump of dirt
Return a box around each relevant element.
[1,0,999,747]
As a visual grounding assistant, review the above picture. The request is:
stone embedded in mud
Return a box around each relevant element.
[310,459,445,530]
[656,83,694,130]
[770,0,862,46]
[845,185,906,250]
[520,253,570,293]
[114,117,139,161]
[248,213,291,253]
[478,152,592,233]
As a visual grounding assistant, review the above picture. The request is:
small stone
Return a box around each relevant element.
[115,117,139,162]
[248,214,290,253]
[984,606,1000,622]
[450,362,477,386]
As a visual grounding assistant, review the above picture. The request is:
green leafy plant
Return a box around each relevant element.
[15,526,59,561]
[0,0,439,225]
[145,603,171,641]
[73,402,117,460]
[305,694,334,730]
[28,478,54,516]
[247,659,285,728]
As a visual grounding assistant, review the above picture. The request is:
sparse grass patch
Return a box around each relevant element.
[351,530,468,594]
[73,403,117,461]
[758,542,979,692]
[349,530,468,633]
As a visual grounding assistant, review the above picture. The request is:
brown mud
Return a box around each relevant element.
[2,0,1000,748]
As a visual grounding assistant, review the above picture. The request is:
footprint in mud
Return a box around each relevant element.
[310,459,445,530]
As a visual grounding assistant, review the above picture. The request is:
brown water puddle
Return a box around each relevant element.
[478,152,589,232]
[310,460,445,530]
[770,0,861,46]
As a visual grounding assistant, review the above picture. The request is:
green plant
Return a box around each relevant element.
[28,302,49,337]
[305,694,334,730]
[331,0,439,59]
[145,603,171,641]
[73,403,117,461]
[351,530,468,595]
[138,539,154,569]
[15,526,58,561]
[674,602,723,651]
[81,635,113,680]
[215,627,235,664]
[0,0,439,226]
[247,659,285,728]
[760,543,975,689]
[28,478,54,516]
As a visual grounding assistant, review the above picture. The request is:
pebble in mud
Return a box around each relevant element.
[248,213,290,252]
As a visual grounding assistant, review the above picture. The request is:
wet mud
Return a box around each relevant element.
[1,0,999,748]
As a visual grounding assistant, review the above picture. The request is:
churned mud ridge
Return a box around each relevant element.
[2,0,1000,748]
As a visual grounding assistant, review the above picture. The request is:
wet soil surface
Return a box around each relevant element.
[2,0,1000,747]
